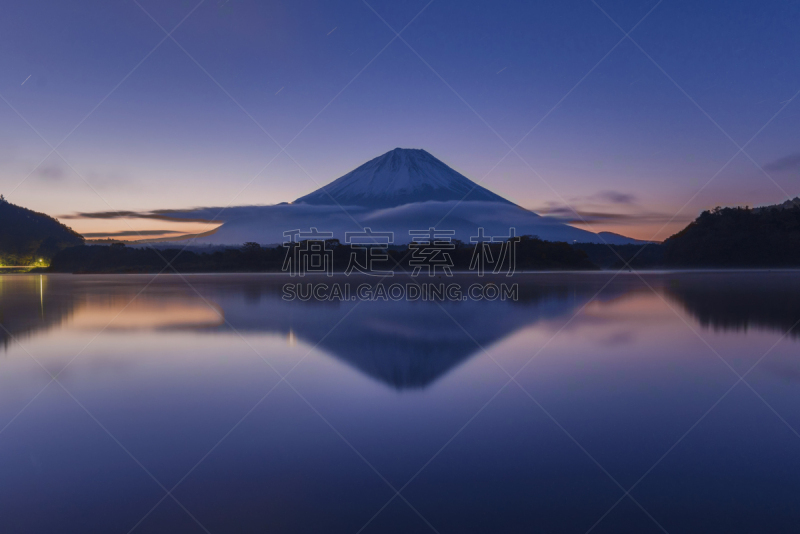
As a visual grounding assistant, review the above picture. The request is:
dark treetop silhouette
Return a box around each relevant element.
[0,197,83,265]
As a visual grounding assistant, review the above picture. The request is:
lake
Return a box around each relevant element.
[1,272,799,533]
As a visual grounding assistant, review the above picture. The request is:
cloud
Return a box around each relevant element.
[35,164,65,181]
[60,209,220,224]
[561,190,637,206]
[591,190,637,205]
[82,230,182,238]
[534,189,691,227]
[135,201,606,244]
[538,205,692,226]
[764,152,800,172]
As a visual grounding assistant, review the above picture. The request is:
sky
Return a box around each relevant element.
[1,0,798,240]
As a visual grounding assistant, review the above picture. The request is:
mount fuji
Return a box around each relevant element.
[295,148,511,208]
[161,148,641,245]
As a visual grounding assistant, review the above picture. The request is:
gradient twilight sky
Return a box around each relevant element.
[1,0,798,240]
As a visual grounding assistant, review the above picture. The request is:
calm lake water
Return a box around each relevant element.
[1,272,799,533]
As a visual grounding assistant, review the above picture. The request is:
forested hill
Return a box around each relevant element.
[0,197,84,265]
[575,202,800,269]
[662,205,800,267]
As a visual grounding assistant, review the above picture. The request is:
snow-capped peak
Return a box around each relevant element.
[295,148,513,208]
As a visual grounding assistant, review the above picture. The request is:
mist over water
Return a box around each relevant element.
[1,272,799,532]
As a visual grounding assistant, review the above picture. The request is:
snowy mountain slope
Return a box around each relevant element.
[155,148,644,246]
[295,148,512,208]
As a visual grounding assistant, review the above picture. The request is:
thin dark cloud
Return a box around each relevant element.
[592,190,637,205]
[535,189,687,227]
[764,152,800,172]
[61,210,156,220]
[83,230,182,238]
[60,209,219,224]
[560,190,637,208]
[539,205,692,226]
[35,164,65,181]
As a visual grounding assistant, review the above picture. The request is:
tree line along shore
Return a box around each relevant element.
[4,196,800,273]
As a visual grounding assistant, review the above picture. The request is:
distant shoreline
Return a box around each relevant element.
[11,268,800,277]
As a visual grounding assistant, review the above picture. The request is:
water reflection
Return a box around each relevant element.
[69,297,224,331]
[0,277,224,350]
[664,271,800,338]
[2,272,798,388]
[2,272,800,533]
[0,275,73,350]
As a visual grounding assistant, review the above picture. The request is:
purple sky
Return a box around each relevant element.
[1,0,798,240]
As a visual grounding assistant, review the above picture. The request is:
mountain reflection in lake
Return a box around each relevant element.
[1,272,799,533]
